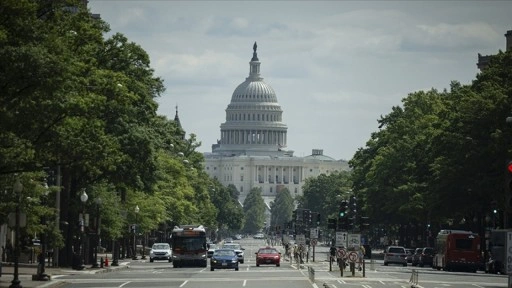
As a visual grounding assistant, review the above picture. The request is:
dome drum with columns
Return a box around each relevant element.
[204,43,349,204]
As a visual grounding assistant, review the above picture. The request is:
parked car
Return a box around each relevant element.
[255,246,281,267]
[384,246,407,266]
[149,243,172,263]
[253,233,265,239]
[222,243,245,263]
[405,248,415,263]
[411,248,423,266]
[418,247,434,267]
[210,249,239,271]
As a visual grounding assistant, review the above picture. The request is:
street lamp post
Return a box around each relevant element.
[132,205,139,260]
[79,189,88,270]
[9,178,23,288]
[34,181,50,280]
[92,197,102,268]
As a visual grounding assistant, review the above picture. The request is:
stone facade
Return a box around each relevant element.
[203,43,349,204]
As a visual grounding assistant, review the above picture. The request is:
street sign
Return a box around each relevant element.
[348,233,361,248]
[337,248,346,259]
[311,239,318,246]
[348,251,359,263]
[336,231,347,247]
[507,231,512,274]
[296,234,306,245]
[310,228,318,239]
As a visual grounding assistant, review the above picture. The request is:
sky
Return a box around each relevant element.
[87,0,511,161]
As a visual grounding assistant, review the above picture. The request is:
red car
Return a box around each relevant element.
[255,247,281,267]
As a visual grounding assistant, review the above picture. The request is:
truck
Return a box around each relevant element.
[432,229,481,272]
[486,229,512,274]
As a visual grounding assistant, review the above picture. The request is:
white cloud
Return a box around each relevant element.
[88,0,511,160]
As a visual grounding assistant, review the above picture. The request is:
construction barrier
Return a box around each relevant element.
[308,266,315,283]
[409,269,419,287]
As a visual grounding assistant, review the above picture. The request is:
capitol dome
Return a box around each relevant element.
[231,81,278,103]
[214,42,289,156]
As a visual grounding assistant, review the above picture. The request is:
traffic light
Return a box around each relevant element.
[507,161,512,208]
[303,209,311,224]
[327,218,336,229]
[339,200,348,218]
[316,213,321,226]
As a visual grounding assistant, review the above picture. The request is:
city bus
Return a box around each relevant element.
[170,225,208,268]
[432,229,481,272]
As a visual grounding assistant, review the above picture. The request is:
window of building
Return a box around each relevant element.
[240,186,243,192]
[241,167,244,170]
[270,187,273,193]
[240,175,244,181]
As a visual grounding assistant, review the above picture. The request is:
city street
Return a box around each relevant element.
[3,238,507,288]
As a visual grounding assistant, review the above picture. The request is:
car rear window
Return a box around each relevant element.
[388,247,405,253]
[153,244,170,249]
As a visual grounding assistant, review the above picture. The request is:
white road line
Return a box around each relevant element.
[243,279,247,286]
[119,282,131,288]
[179,280,188,287]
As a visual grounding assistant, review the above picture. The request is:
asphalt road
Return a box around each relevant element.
[12,238,509,288]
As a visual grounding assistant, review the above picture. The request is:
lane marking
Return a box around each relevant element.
[179,280,188,287]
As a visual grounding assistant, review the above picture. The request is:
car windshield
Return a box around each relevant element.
[223,244,240,250]
[152,244,169,250]
[388,247,404,253]
[214,250,236,256]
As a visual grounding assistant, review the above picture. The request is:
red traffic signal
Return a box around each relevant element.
[508,161,512,173]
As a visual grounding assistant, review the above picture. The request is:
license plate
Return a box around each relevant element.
[222,263,227,266]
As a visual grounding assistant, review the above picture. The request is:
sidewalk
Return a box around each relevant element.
[0,255,130,288]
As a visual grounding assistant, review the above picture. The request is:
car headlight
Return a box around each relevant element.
[232,260,238,263]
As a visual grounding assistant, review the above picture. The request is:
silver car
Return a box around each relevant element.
[149,243,172,262]
[384,246,407,266]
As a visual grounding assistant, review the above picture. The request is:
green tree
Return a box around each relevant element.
[300,171,352,227]
[242,187,266,234]
[270,188,294,229]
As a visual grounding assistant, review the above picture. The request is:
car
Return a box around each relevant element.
[383,246,407,266]
[210,249,239,271]
[149,243,172,263]
[253,233,265,239]
[417,247,434,267]
[255,246,281,267]
[207,243,218,258]
[224,237,233,243]
[411,248,423,266]
[405,248,415,263]
[222,243,245,263]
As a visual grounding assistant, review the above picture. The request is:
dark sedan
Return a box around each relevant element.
[210,249,239,271]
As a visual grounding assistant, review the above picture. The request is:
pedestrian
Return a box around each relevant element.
[358,245,365,271]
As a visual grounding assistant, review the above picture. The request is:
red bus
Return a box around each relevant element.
[171,225,208,268]
[432,229,481,272]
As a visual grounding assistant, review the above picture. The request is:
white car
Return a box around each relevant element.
[253,233,265,239]
[150,243,172,262]
[207,243,218,258]
[222,243,245,263]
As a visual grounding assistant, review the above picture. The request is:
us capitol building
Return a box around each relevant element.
[203,43,349,204]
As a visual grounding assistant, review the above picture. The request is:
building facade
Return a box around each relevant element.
[203,43,349,204]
